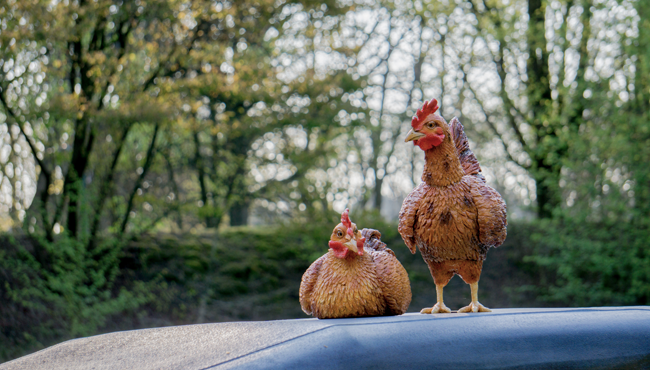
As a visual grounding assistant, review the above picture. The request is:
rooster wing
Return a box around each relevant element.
[450,117,507,247]
[398,183,427,254]
[470,178,508,248]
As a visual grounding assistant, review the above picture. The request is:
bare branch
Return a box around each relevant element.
[88,124,132,251]
[141,22,206,92]
[365,17,413,77]
[471,4,529,151]
[466,83,530,170]
[98,16,135,111]
[386,17,425,166]
[0,87,51,179]
[120,123,160,234]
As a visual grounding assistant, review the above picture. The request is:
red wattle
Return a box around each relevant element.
[431,134,445,146]
[357,237,366,255]
[328,240,349,259]
[415,134,445,151]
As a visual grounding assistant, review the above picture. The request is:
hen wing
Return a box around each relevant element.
[299,255,325,315]
[372,249,412,315]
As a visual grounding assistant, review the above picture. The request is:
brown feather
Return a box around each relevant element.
[299,230,411,319]
[450,117,481,177]
[398,102,507,292]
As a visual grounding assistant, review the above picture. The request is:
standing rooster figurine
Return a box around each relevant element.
[399,99,507,314]
[300,209,411,319]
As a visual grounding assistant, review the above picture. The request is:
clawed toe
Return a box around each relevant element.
[458,302,491,313]
[421,302,451,314]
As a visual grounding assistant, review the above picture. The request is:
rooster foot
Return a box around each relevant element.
[420,302,451,314]
[458,301,492,313]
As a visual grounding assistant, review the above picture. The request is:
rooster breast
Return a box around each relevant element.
[412,176,488,263]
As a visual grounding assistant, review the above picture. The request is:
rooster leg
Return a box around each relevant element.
[420,284,451,314]
[458,282,491,313]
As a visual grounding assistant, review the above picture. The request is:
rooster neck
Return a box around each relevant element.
[422,141,465,187]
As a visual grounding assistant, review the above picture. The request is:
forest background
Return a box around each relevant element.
[1,0,649,362]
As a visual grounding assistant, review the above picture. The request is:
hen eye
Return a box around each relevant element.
[427,122,435,129]
[337,230,343,237]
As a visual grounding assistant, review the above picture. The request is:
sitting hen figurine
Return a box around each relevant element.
[399,98,507,314]
[299,209,411,319]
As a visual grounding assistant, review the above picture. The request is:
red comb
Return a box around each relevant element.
[411,99,439,130]
[341,208,352,230]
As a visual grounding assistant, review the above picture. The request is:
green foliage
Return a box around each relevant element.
[105,217,552,327]
[3,217,650,362]
[112,231,306,327]
[1,0,650,365]
[524,219,650,307]
[0,1,364,360]
[0,234,151,361]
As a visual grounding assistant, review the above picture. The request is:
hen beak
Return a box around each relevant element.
[405,129,426,142]
[344,239,358,254]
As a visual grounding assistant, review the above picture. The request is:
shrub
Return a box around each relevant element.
[526,219,650,306]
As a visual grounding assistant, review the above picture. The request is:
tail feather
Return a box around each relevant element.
[361,228,396,256]
[450,117,482,177]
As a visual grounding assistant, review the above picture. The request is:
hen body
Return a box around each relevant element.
[399,99,506,313]
[300,228,411,319]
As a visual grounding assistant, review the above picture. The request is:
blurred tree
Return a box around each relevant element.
[161,2,366,227]
[0,0,364,238]
[341,1,455,215]
[521,0,650,308]
[0,0,649,362]
[448,0,594,218]
[0,0,363,354]
[342,0,647,223]
[627,0,650,219]
[542,0,646,223]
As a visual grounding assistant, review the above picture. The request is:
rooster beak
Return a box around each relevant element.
[405,129,426,142]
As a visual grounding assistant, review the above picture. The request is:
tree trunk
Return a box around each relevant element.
[373,175,383,212]
[65,18,96,238]
[193,130,218,228]
[66,117,95,238]
[88,125,131,254]
[533,161,562,219]
[119,124,160,234]
[632,1,650,216]
[527,0,559,218]
[229,199,249,226]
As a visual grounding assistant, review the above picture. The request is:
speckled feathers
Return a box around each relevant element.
[398,109,507,286]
